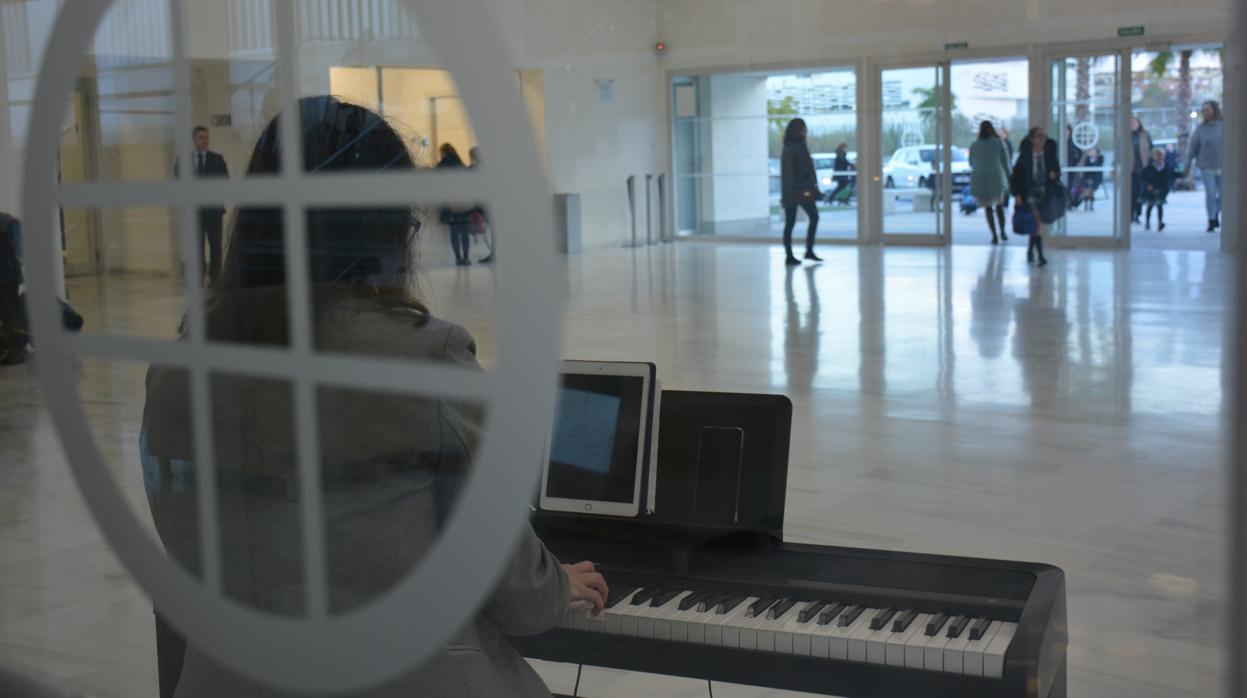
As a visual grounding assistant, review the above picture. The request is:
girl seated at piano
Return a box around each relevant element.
[141,96,606,697]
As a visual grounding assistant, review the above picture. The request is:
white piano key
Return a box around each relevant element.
[586,607,607,634]
[737,611,767,650]
[983,622,1017,679]
[618,596,652,637]
[791,602,831,657]
[943,622,976,674]
[904,616,936,670]
[887,613,930,667]
[668,606,696,643]
[828,609,873,661]
[719,597,760,649]
[651,592,692,641]
[923,629,954,672]
[847,612,881,663]
[636,598,667,638]
[603,589,642,635]
[684,607,712,645]
[769,606,802,654]
[865,624,892,665]
[962,621,1001,677]
[705,597,756,648]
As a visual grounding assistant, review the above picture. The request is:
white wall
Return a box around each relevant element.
[657,0,1230,71]
[492,0,667,250]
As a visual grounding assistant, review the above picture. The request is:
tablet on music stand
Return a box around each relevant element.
[540,360,659,518]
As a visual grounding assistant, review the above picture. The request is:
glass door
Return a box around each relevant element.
[1048,53,1123,244]
[880,63,950,243]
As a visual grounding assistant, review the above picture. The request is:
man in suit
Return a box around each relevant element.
[177,127,229,282]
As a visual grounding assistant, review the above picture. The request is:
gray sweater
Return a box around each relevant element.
[142,292,568,697]
[1187,120,1223,172]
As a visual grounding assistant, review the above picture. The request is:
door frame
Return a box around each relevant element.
[1035,46,1133,250]
[867,57,953,247]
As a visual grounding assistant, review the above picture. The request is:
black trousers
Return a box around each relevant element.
[449,223,471,262]
[0,281,23,354]
[1130,171,1143,219]
[782,200,819,256]
[199,210,224,281]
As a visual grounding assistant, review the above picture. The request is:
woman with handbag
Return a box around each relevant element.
[1010,127,1060,268]
[780,118,822,265]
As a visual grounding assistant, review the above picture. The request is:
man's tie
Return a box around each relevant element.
[196,153,204,175]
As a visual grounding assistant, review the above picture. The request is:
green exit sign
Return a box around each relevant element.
[1118,26,1145,37]
[944,42,969,51]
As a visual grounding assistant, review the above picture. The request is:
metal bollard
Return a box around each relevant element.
[645,174,654,245]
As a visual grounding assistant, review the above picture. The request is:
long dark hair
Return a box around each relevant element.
[206,96,428,345]
[783,118,807,144]
[1203,100,1222,122]
[978,120,997,140]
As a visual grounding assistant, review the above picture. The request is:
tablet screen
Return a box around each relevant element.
[545,373,645,503]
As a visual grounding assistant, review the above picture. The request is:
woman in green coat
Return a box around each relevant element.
[969,121,1012,244]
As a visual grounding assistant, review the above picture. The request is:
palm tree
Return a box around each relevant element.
[1149,50,1194,137]
[1075,58,1091,123]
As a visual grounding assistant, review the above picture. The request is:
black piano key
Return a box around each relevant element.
[946,615,970,639]
[925,613,949,636]
[818,602,846,626]
[892,610,918,633]
[798,601,829,623]
[838,605,865,627]
[631,588,663,606]
[768,598,798,619]
[748,596,778,618]
[716,595,748,615]
[698,593,729,613]
[679,591,711,611]
[869,607,897,631]
[650,589,683,607]
[969,617,993,641]
[606,586,639,609]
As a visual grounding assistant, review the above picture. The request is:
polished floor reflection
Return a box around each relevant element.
[0,243,1229,697]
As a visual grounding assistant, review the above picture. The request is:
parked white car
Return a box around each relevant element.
[883,145,971,193]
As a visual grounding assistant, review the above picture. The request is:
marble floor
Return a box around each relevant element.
[0,242,1231,697]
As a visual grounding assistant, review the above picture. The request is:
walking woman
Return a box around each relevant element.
[1129,116,1153,224]
[436,143,474,266]
[969,121,1011,244]
[1185,99,1223,232]
[1011,127,1059,268]
[780,118,821,265]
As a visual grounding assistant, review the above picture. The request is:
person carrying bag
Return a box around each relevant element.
[1009,127,1061,268]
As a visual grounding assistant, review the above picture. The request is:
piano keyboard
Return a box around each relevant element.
[559,587,1018,679]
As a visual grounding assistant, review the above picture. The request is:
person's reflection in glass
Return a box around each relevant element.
[141,96,605,697]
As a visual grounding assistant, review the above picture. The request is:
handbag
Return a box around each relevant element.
[1012,207,1037,236]
[1039,180,1068,225]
